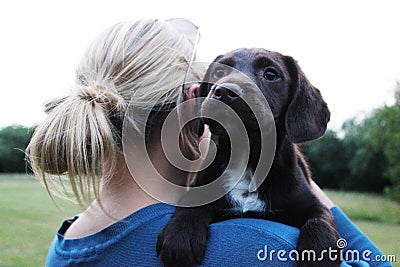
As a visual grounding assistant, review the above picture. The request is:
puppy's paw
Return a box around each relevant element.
[297,218,341,267]
[156,218,208,267]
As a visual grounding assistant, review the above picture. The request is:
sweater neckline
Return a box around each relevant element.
[55,203,175,254]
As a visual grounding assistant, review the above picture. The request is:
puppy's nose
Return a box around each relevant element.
[212,83,243,101]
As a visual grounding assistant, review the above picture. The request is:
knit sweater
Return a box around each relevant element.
[46,204,391,266]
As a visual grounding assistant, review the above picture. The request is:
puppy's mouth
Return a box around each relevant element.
[200,98,232,135]
[200,82,267,134]
[200,100,254,140]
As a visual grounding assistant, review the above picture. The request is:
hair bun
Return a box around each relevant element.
[76,82,127,113]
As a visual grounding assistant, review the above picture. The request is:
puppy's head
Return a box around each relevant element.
[198,48,330,143]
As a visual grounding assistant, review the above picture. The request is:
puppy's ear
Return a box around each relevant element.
[284,56,330,143]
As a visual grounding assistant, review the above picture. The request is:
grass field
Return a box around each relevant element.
[0,174,399,266]
[325,190,400,265]
[0,174,81,266]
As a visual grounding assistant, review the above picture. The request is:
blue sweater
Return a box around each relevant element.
[46,204,392,266]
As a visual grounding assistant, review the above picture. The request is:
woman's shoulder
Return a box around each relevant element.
[209,216,299,250]
[205,217,299,266]
[47,203,300,266]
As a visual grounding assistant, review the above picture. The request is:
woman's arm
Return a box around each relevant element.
[310,180,335,209]
[311,181,392,266]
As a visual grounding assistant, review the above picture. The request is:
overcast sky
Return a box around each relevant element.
[1,0,399,130]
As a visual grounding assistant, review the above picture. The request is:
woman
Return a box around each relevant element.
[28,19,388,266]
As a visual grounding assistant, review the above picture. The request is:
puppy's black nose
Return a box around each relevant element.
[212,83,243,101]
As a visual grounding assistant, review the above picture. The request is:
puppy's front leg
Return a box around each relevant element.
[297,205,341,267]
[156,205,214,267]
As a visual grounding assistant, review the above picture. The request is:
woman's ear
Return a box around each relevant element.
[187,83,200,99]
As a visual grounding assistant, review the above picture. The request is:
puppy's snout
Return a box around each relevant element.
[212,83,243,102]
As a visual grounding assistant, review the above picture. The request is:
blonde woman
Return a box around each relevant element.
[28,19,387,266]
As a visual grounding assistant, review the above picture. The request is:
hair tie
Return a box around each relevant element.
[76,82,127,114]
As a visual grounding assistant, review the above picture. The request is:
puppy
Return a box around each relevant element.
[157,48,341,267]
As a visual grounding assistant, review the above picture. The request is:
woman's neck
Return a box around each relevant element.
[63,144,191,239]
[63,158,161,239]
[97,161,160,218]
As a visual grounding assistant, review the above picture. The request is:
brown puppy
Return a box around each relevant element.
[157,48,340,267]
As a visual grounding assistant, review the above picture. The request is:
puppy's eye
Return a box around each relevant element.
[263,68,280,81]
[213,66,226,79]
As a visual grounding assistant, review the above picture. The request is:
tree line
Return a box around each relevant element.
[0,125,34,173]
[302,84,400,201]
[1,84,399,201]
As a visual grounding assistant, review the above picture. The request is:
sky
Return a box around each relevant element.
[1,0,399,130]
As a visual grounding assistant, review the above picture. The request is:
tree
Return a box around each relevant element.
[0,125,34,172]
[366,83,400,201]
[341,117,390,193]
[302,130,350,189]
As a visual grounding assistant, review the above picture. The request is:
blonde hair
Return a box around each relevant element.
[27,19,203,207]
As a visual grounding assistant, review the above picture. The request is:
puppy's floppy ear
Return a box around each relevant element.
[284,56,330,143]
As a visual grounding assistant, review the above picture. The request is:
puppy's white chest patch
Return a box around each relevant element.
[225,170,266,213]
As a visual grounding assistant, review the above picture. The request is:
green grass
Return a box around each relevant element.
[326,190,400,265]
[355,221,400,263]
[0,175,399,266]
[0,174,80,266]
[326,190,400,225]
